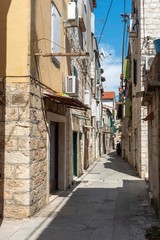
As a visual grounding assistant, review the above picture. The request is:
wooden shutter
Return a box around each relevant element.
[51,4,60,62]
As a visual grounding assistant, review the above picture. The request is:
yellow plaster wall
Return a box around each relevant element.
[0,0,70,90]
[31,0,70,92]
[0,0,31,79]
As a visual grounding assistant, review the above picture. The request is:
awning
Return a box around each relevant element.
[73,114,89,120]
[43,89,89,110]
[142,112,154,121]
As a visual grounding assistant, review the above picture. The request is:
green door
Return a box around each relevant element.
[73,132,77,176]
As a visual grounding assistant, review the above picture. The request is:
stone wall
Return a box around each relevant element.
[147,54,160,215]
[130,0,160,178]
[1,78,48,218]
[148,89,160,214]
[29,79,48,216]
[2,79,30,218]
[139,0,160,178]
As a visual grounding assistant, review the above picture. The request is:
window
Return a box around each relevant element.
[51,2,61,64]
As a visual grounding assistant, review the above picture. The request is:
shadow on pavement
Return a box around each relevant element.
[21,153,159,240]
[23,180,158,240]
[104,151,138,177]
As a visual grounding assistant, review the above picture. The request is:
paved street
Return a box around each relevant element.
[0,151,160,240]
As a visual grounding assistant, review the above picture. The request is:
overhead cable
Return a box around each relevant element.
[98,0,114,45]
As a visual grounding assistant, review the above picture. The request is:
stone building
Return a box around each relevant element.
[122,0,159,179]
[102,92,115,153]
[143,54,160,216]
[64,0,101,179]
[0,0,102,218]
[121,0,160,215]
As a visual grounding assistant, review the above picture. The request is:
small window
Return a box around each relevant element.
[51,2,61,65]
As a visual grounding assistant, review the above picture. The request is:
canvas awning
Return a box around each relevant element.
[43,89,89,110]
[142,112,154,121]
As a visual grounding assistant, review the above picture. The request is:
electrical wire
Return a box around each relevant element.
[34,38,66,53]
[105,56,119,71]
[103,54,119,73]
[98,0,114,45]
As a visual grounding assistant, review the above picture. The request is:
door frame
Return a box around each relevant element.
[47,112,66,202]
[49,122,58,193]
[73,131,78,176]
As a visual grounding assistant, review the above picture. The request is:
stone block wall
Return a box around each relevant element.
[130,0,160,178]
[29,79,48,216]
[0,78,48,218]
[148,54,160,215]
[0,79,30,218]
[139,0,160,178]
[148,89,160,215]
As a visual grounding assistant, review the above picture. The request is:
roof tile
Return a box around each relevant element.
[102,91,115,99]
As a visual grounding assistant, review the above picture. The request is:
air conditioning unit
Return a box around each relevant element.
[145,56,154,71]
[66,76,78,95]
[68,2,78,26]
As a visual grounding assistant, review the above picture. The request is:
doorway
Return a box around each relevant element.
[134,128,138,170]
[103,133,106,154]
[84,131,89,170]
[50,122,58,194]
[73,132,78,176]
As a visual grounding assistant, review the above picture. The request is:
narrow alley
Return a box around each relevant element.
[0,152,159,240]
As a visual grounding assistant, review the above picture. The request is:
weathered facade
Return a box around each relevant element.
[122,0,160,179]
[143,55,160,216]
[121,0,160,216]
[102,92,115,153]
[0,0,104,218]
[0,0,70,218]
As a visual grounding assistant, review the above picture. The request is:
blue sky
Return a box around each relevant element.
[95,0,132,95]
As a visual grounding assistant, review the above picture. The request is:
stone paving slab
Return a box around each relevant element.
[0,151,160,240]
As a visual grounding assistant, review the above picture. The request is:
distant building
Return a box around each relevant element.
[121,0,160,216]
[102,92,115,153]
[102,91,115,113]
